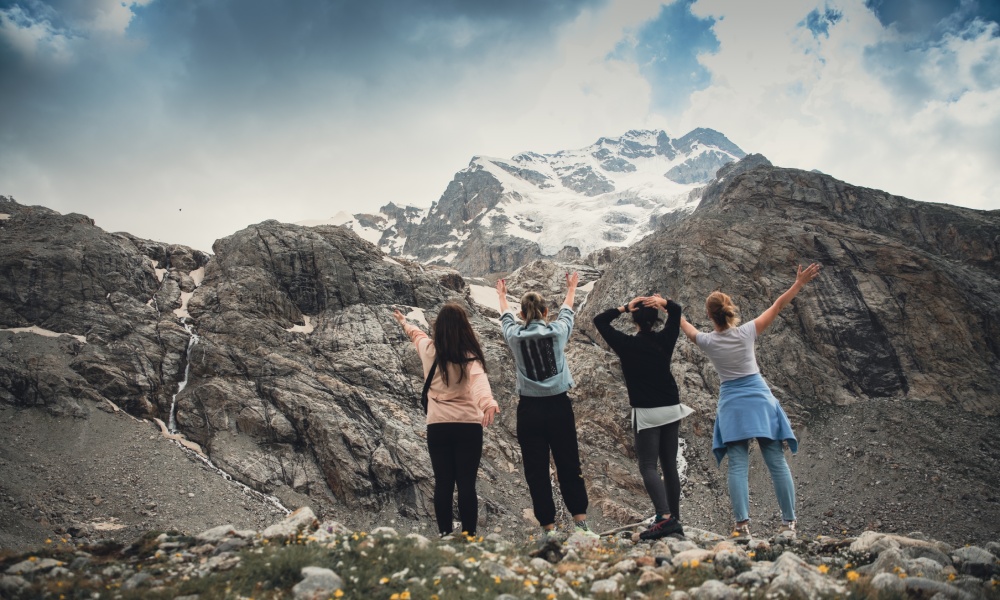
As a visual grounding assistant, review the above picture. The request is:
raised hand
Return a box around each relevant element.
[627,296,646,312]
[796,263,821,286]
[495,278,508,297]
[642,294,667,309]
[565,271,579,289]
[392,309,406,325]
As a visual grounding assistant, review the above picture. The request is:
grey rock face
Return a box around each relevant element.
[665,150,737,184]
[579,161,1000,411]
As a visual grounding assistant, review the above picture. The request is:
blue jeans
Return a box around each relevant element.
[726,438,795,522]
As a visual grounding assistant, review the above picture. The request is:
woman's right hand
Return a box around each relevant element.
[392,309,406,325]
[482,405,498,427]
[627,296,645,312]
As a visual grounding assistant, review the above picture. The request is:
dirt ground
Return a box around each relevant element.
[0,403,287,552]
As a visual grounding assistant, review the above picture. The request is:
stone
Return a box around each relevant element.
[765,552,846,598]
[479,561,517,580]
[858,547,907,576]
[613,559,638,573]
[530,558,551,571]
[672,548,714,568]
[714,547,751,576]
[870,572,906,594]
[122,572,152,590]
[688,579,741,600]
[291,566,342,600]
[951,546,999,578]
[6,558,63,575]
[0,576,28,594]
[195,524,236,543]
[637,570,665,587]
[262,507,317,539]
[590,578,619,594]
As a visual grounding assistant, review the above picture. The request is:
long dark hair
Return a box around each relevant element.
[432,303,488,385]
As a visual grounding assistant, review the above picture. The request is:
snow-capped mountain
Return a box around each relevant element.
[307,128,745,275]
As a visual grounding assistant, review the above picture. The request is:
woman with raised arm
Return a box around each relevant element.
[495,273,598,542]
[394,303,499,539]
[593,293,692,540]
[674,263,821,542]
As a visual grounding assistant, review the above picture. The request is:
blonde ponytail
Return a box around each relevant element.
[706,291,740,330]
[519,291,548,322]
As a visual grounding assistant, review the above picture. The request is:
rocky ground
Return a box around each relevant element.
[1,507,998,600]
[0,403,287,553]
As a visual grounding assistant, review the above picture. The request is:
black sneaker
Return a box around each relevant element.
[639,517,684,540]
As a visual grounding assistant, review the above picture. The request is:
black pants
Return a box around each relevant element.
[634,420,681,519]
[426,422,483,536]
[516,393,589,527]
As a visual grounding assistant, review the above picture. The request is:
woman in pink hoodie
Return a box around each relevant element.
[394,303,500,537]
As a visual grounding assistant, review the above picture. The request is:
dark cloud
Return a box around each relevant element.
[864,0,1000,36]
[610,0,718,114]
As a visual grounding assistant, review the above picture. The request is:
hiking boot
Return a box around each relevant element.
[777,521,796,540]
[639,517,684,540]
[730,521,752,543]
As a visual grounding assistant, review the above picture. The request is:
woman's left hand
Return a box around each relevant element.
[482,405,498,427]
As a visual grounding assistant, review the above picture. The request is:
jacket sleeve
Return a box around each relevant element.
[593,307,628,353]
[500,310,519,344]
[469,361,499,413]
[656,299,682,358]
[403,323,433,367]
[549,305,575,345]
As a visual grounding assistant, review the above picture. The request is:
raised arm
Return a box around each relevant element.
[754,263,821,335]
[563,271,580,308]
[495,278,510,314]
[680,317,699,342]
[593,297,643,351]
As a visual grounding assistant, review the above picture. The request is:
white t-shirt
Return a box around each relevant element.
[694,321,760,382]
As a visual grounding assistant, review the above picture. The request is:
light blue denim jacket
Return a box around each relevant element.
[500,305,575,397]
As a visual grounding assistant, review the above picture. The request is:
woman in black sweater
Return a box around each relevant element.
[593,294,692,540]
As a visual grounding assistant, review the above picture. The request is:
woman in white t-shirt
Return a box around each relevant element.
[675,263,820,541]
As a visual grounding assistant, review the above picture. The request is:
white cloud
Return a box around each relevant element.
[679,0,1000,209]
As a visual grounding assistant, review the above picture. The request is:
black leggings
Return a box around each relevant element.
[516,393,589,527]
[426,422,483,536]
[634,420,681,519]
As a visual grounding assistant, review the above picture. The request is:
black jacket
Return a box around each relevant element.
[592,300,682,408]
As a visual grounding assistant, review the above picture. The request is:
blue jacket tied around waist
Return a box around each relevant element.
[712,372,798,465]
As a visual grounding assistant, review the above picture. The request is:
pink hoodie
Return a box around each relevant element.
[404,324,499,425]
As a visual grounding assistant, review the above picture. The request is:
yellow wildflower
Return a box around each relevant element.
[45,539,52,544]
[548,594,556,600]
[747,551,756,558]
[379,577,389,584]
[690,559,700,568]
[334,590,344,598]
[817,565,829,574]
[390,594,400,600]
[948,573,956,582]
[430,596,440,600]
[400,592,411,600]
[844,563,852,569]
[494,576,501,584]
[846,571,859,582]
[28,557,37,562]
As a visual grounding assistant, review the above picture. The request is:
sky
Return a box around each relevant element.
[1,0,998,252]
